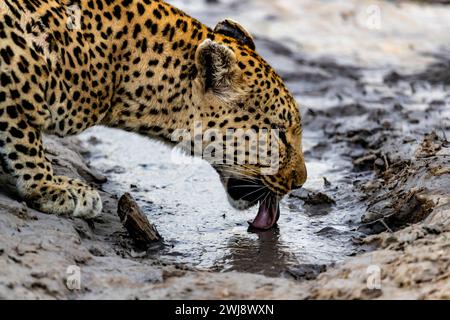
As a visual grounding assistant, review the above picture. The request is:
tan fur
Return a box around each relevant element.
[0,0,306,217]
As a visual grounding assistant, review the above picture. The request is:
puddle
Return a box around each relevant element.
[78,0,450,278]
[80,124,366,276]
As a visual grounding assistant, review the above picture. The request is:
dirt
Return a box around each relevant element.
[302,122,450,299]
[1,0,450,299]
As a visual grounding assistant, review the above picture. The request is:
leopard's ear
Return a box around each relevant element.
[214,19,255,51]
[195,39,246,102]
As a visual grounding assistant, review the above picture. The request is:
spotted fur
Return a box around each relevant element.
[0,0,306,217]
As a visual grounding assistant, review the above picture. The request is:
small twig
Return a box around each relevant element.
[383,154,389,171]
[379,219,393,233]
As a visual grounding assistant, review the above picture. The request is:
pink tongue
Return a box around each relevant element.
[248,194,280,230]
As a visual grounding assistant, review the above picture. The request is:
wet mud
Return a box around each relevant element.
[1,0,449,299]
[74,0,450,281]
[79,32,450,283]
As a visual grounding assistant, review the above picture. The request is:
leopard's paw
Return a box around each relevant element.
[69,186,102,219]
[27,177,102,219]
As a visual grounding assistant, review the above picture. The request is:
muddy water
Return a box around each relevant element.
[79,0,450,277]
[80,123,365,276]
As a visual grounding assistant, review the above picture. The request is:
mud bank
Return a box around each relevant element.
[0,136,309,299]
[0,136,350,299]
[0,132,448,299]
[1,0,450,300]
[303,124,450,299]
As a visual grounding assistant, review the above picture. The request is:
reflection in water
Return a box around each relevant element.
[224,228,296,277]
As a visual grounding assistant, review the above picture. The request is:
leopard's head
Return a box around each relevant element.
[191,20,307,229]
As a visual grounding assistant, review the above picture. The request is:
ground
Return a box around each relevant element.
[0,0,449,299]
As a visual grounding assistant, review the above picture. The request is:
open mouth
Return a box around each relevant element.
[226,178,281,230]
[248,193,280,230]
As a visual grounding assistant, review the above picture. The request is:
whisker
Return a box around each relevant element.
[256,190,270,204]
[217,173,258,183]
[215,168,258,181]
[216,163,261,175]
[228,184,264,189]
[241,185,268,200]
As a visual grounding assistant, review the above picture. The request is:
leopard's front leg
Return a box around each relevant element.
[0,116,102,218]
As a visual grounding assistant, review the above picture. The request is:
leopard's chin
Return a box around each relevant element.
[226,195,256,211]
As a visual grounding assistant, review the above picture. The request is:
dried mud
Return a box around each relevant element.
[1,0,449,299]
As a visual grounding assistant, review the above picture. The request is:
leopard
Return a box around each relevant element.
[0,0,307,230]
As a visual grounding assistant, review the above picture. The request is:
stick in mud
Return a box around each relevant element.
[117,193,162,244]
